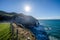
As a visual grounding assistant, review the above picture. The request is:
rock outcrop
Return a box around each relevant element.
[13,13,49,40]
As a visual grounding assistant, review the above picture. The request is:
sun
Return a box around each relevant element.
[24,5,31,12]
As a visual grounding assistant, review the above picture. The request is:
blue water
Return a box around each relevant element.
[39,19,60,40]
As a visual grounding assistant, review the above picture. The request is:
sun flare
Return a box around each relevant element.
[24,5,31,12]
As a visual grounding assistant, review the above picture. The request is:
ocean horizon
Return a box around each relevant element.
[39,19,60,40]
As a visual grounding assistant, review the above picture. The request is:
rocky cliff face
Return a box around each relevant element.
[11,23,36,40]
[13,14,49,40]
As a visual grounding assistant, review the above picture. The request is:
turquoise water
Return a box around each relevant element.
[39,20,60,40]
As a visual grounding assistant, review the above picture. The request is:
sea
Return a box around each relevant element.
[39,19,60,40]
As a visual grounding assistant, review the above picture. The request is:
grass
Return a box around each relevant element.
[0,23,36,40]
[0,23,11,40]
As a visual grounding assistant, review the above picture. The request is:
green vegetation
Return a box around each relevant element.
[0,23,11,40]
[0,13,14,17]
[0,23,36,40]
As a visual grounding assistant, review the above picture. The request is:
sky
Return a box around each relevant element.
[0,0,60,19]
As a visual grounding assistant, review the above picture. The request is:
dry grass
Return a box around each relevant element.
[12,23,36,40]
